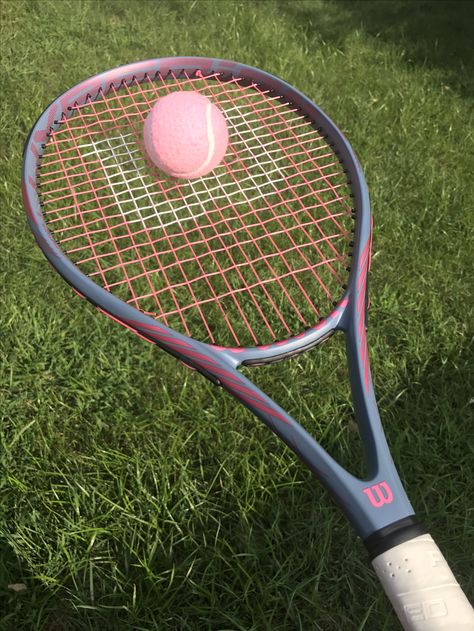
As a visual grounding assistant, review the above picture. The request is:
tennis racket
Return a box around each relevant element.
[22,57,474,630]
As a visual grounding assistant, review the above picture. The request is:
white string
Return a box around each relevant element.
[70,122,335,238]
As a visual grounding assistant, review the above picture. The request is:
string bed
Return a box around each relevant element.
[37,70,355,347]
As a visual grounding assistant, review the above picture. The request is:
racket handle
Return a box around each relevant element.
[372,534,474,630]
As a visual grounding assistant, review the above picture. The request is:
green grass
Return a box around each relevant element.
[1,0,473,629]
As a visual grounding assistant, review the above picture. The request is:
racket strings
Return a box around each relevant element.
[37,70,355,346]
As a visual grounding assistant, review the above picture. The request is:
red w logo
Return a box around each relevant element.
[363,481,393,507]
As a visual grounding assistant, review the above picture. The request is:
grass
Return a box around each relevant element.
[1,0,473,629]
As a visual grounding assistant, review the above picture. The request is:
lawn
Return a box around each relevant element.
[1,1,473,629]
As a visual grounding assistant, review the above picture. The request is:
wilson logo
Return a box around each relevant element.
[363,481,394,507]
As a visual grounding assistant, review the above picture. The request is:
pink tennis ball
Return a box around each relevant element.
[143,91,229,179]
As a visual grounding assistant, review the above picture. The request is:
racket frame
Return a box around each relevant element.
[22,56,422,546]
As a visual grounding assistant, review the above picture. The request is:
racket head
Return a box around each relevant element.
[22,57,371,369]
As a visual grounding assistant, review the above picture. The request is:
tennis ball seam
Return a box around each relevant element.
[171,103,218,179]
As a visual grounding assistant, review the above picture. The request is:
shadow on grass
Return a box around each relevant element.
[280,0,474,97]
[0,542,74,630]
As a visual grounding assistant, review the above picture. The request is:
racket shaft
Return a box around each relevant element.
[372,534,474,630]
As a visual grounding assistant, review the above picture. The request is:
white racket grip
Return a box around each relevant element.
[372,534,474,630]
